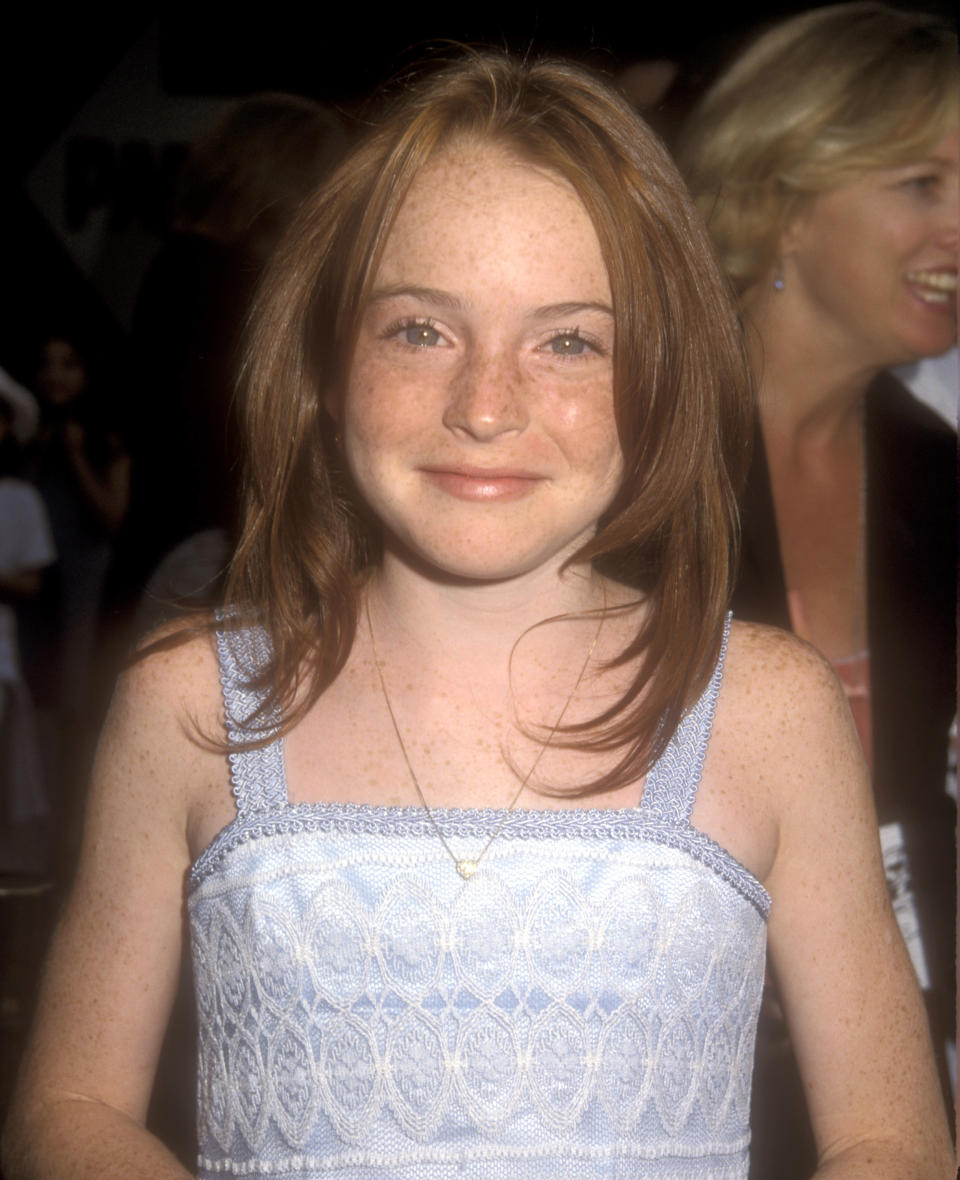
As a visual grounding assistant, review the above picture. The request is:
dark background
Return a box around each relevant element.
[4,1,951,372]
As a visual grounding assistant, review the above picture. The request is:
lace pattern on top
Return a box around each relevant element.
[190,830,765,1177]
[192,611,765,1178]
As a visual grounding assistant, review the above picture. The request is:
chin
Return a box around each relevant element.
[893,337,958,368]
[413,551,563,585]
[900,317,957,360]
[387,529,591,586]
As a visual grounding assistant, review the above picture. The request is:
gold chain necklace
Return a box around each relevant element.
[364,595,604,880]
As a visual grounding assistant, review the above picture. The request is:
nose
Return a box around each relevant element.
[442,346,530,441]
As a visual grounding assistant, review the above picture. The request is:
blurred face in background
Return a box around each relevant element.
[36,338,88,407]
[779,129,959,369]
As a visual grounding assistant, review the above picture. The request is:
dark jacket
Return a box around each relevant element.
[736,371,956,1176]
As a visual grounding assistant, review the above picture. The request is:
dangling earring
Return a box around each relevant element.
[773,264,785,293]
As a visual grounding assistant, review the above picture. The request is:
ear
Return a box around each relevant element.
[778,194,815,258]
[779,218,805,258]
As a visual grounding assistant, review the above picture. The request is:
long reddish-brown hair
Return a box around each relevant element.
[226,50,752,792]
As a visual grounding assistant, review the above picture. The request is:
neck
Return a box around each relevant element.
[743,277,880,447]
[369,549,612,670]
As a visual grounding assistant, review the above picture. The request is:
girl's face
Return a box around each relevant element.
[780,129,958,368]
[340,142,623,584]
[37,339,88,406]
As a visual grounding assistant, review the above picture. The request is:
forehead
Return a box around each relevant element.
[842,128,959,195]
[870,126,960,172]
[927,127,960,166]
[374,142,611,300]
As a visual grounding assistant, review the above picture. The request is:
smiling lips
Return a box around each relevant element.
[905,268,958,306]
[421,466,545,501]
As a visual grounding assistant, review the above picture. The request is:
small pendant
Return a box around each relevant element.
[456,859,479,880]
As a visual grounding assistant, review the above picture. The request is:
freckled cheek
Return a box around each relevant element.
[343,363,429,449]
[548,385,619,455]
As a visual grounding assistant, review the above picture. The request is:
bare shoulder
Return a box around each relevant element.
[702,621,866,861]
[79,615,228,902]
[719,619,854,760]
[96,622,227,835]
[4,622,230,1154]
[723,618,842,701]
[121,619,223,718]
[718,626,951,1169]
[110,622,224,750]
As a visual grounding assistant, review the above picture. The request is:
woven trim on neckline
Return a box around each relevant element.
[215,623,286,816]
[188,799,770,918]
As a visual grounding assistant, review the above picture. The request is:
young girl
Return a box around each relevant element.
[3,53,949,1179]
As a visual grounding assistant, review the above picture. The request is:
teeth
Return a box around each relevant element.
[906,270,957,292]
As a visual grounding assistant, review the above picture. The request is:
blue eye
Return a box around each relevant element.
[903,174,939,196]
[403,322,442,347]
[549,332,588,356]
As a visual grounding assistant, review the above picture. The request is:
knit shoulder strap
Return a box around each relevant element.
[639,613,731,825]
[215,621,288,817]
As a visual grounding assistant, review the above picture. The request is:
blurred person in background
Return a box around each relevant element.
[0,392,56,874]
[25,331,130,838]
[97,96,349,1165]
[116,94,348,634]
[680,5,957,1175]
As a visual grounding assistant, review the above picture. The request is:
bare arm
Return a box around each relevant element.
[742,631,952,1177]
[1,636,223,1178]
[63,423,131,534]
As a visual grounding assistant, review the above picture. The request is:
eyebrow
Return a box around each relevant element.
[536,300,615,319]
[367,285,465,312]
[894,153,954,171]
[367,285,614,319]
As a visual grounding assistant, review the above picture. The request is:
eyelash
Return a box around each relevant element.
[542,328,605,360]
[383,317,448,349]
[902,174,940,196]
[380,318,607,359]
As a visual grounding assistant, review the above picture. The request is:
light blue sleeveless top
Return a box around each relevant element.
[188,618,769,1179]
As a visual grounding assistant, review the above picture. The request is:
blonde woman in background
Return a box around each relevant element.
[681,6,957,1175]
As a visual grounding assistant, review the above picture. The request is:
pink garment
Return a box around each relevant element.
[787,589,872,773]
